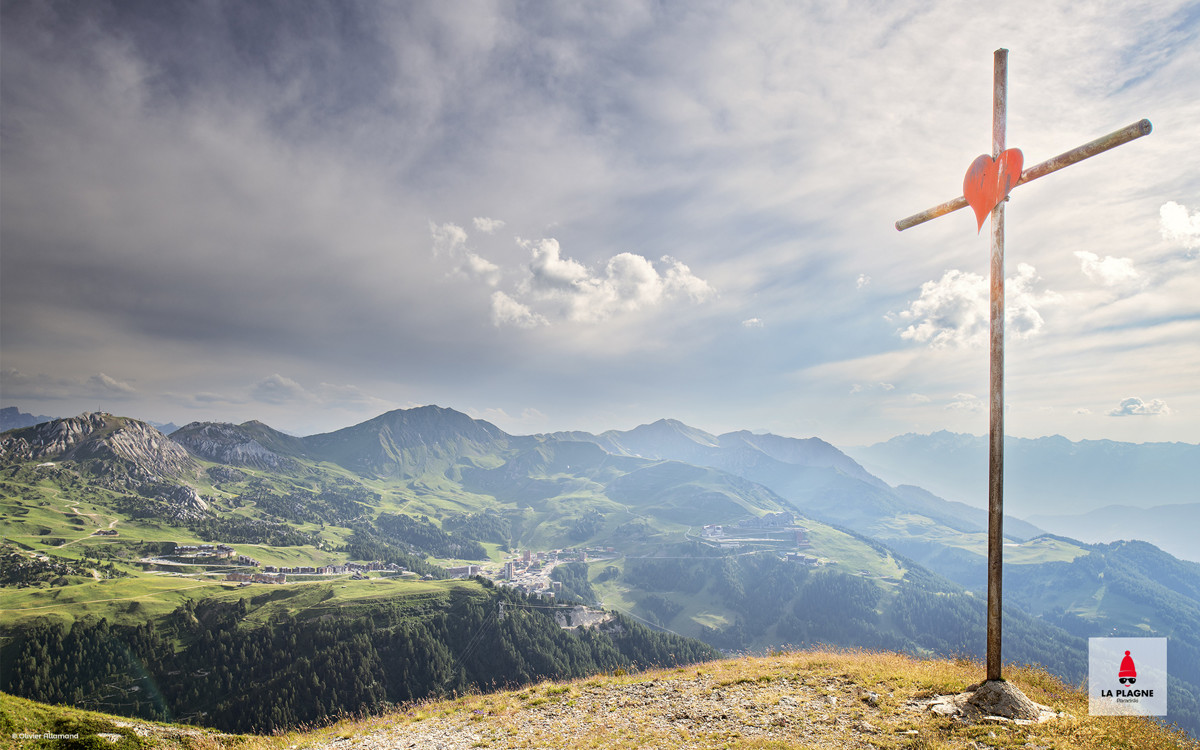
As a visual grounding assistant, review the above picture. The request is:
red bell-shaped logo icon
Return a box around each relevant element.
[1119,650,1137,685]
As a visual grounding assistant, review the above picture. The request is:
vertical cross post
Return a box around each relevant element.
[986,48,1007,683]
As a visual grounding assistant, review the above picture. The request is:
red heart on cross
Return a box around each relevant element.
[963,148,1024,232]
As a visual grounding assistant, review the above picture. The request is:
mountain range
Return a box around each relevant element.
[2,405,1192,585]
[2,405,1198,735]
[162,409,1051,573]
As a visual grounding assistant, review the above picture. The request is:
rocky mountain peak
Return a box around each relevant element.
[171,420,300,471]
[0,412,199,480]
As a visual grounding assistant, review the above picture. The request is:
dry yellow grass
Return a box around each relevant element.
[5,650,1196,749]
[264,649,1196,750]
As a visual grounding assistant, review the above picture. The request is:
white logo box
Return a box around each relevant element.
[1089,637,1167,716]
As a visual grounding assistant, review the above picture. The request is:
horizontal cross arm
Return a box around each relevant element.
[1017,118,1152,187]
[893,196,969,232]
[895,118,1152,231]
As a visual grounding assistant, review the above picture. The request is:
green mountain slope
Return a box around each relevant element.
[302,405,522,479]
[1,579,718,734]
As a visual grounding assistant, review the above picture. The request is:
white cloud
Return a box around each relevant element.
[1108,397,1171,417]
[313,382,393,411]
[1074,251,1139,287]
[491,290,547,329]
[196,392,232,403]
[250,373,310,405]
[850,382,894,394]
[602,252,665,313]
[947,393,983,412]
[662,256,715,302]
[86,373,137,397]
[430,221,468,256]
[431,226,714,327]
[499,238,713,325]
[243,375,394,412]
[1006,264,1060,339]
[891,264,1059,348]
[892,269,987,348]
[1,369,137,400]
[430,221,501,285]
[856,274,870,290]
[472,406,548,433]
[525,238,590,290]
[168,391,243,407]
[464,252,502,286]
[473,217,506,234]
[1160,201,1200,249]
[742,317,764,328]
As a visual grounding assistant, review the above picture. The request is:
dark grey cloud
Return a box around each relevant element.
[0,2,508,376]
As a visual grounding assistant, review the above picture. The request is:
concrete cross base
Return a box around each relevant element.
[966,680,1044,721]
[909,680,1062,725]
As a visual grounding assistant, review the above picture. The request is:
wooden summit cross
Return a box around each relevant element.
[896,49,1151,684]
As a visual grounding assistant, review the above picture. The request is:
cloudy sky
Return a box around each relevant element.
[2,0,1198,446]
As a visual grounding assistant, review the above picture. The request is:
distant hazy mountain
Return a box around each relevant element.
[557,419,882,488]
[1027,503,1200,563]
[149,421,181,435]
[546,418,1043,556]
[845,431,1200,517]
[0,406,57,432]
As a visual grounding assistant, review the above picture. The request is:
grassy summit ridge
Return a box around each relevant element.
[4,649,1195,749]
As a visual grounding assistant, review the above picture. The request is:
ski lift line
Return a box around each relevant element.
[496,601,573,610]
[454,610,500,667]
[602,602,688,639]
[623,552,759,559]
